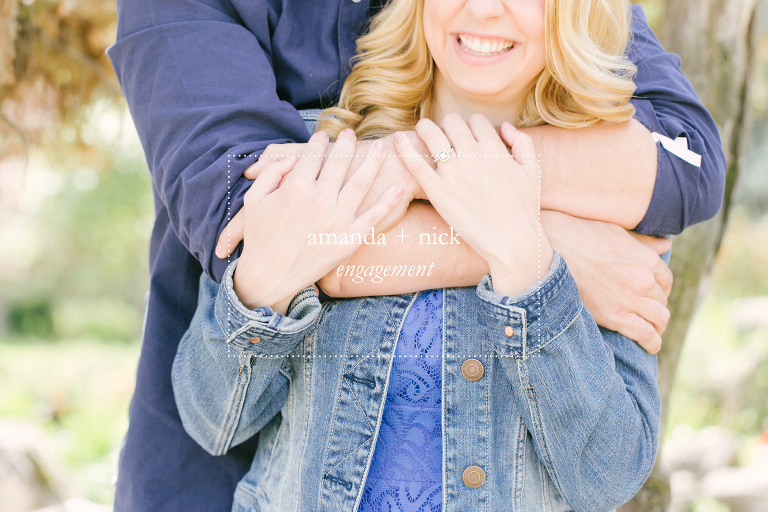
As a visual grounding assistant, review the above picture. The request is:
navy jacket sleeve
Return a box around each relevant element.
[107,0,312,283]
[628,5,727,235]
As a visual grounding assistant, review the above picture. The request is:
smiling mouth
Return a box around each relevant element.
[458,34,515,56]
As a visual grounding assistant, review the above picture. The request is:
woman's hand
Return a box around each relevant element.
[232,129,403,313]
[215,133,429,259]
[394,114,553,297]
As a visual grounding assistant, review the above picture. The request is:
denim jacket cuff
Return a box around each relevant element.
[475,251,582,359]
[214,259,321,357]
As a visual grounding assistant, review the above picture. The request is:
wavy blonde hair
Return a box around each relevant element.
[317,0,637,139]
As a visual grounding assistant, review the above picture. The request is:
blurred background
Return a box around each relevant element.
[0,1,766,511]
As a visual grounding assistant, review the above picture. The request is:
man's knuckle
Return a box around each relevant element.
[662,269,674,289]
[639,274,656,293]
[641,322,656,342]
[642,251,660,269]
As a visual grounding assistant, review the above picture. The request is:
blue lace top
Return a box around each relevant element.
[358,289,444,512]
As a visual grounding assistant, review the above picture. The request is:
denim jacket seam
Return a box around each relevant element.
[340,295,414,377]
[523,373,567,506]
[234,481,261,507]
[328,485,345,512]
[215,354,253,455]
[485,335,491,511]
[295,329,317,511]
[347,381,376,435]
[318,299,365,498]
[326,436,375,476]
[515,416,527,508]
[525,303,583,357]
[224,310,320,356]
[263,411,287,491]
[352,291,419,512]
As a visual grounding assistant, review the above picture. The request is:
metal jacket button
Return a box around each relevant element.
[249,337,261,344]
[461,359,484,381]
[462,466,485,488]
[504,326,514,337]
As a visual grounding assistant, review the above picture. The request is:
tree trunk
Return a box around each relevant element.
[620,0,761,510]
[0,0,17,89]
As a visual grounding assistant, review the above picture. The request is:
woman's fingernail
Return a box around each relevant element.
[373,139,386,152]
[393,185,404,198]
[393,132,404,143]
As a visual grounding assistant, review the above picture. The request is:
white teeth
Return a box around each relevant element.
[458,34,514,56]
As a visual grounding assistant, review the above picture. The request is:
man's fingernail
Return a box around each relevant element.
[393,132,404,143]
[393,185,404,198]
[373,139,386,152]
[216,243,224,258]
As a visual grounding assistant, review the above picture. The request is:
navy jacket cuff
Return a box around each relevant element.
[631,99,701,236]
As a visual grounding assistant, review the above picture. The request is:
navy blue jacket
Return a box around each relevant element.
[106,1,726,510]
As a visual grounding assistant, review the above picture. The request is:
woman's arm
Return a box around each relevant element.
[477,252,660,511]
[171,263,322,455]
[175,131,402,453]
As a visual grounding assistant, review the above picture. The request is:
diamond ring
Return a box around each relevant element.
[433,147,455,163]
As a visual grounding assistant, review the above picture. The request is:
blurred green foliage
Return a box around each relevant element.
[2,145,153,341]
[0,338,140,504]
[667,208,768,439]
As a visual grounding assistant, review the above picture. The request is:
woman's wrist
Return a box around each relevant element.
[232,256,295,312]
[487,238,554,298]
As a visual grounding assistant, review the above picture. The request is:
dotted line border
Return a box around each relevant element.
[224,152,545,360]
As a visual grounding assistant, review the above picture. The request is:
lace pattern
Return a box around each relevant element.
[359,289,443,512]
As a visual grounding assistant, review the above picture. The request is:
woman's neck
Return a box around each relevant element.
[429,71,523,128]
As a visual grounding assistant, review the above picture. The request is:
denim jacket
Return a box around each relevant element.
[172,250,661,512]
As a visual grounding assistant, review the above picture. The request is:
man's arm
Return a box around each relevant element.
[529,119,657,230]
[627,4,726,235]
[219,2,729,261]
[107,0,312,283]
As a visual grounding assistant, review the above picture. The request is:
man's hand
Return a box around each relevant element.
[542,210,673,354]
[215,133,429,259]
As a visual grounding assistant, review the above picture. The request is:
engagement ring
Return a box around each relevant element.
[433,147,455,163]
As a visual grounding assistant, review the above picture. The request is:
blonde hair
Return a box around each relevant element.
[317,0,637,139]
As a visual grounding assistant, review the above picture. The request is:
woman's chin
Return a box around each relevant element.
[448,78,513,99]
